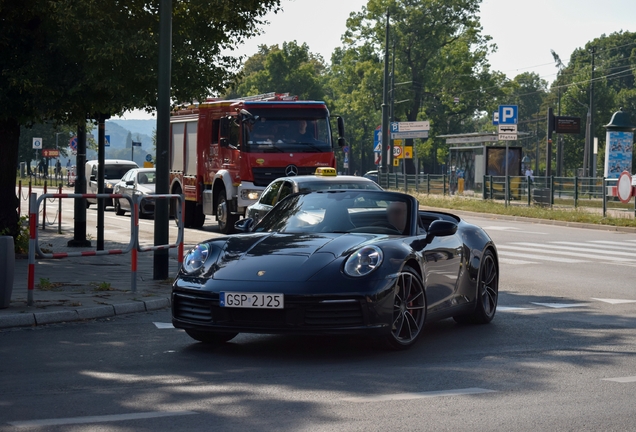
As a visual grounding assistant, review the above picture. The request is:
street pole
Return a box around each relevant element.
[97,115,109,251]
[68,123,90,247]
[154,0,172,280]
[546,107,553,178]
[380,9,390,175]
[588,47,595,177]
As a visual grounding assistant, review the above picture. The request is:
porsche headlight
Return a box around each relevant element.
[182,243,210,273]
[344,245,383,277]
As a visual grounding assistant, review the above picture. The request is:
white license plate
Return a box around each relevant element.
[220,292,284,309]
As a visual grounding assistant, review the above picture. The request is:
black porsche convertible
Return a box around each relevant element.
[172,190,499,349]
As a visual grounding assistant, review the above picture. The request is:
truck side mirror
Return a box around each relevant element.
[220,117,230,140]
[220,138,229,147]
[337,117,345,140]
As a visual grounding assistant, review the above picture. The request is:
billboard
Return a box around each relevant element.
[604,130,633,179]
[485,146,522,176]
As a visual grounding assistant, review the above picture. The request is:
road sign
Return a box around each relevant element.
[498,105,518,125]
[105,135,111,147]
[393,145,403,158]
[374,153,381,165]
[69,136,78,151]
[393,158,399,167]
[498,133,518,141]
[373,127,382,152]
[42,149,60,158]
[145,154,152,162]
[498,124,517,134]
[32,138,42,150]
[404,146,413,159]
[132,141,142,147]
[492,112,499,125]
[342,145,349,153]
[390,121,430,139]
[374,143,382,152]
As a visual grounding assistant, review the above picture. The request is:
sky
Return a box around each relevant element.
[115,0,636,120]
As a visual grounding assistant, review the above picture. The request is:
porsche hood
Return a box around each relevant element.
[201,232,381,282]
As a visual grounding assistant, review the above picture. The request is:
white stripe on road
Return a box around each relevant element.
[514,242,636,258]
[154,322,175,329]
[591,298,636,305]
[552,241,636,254]
[482,226,548,235]
[531,302,590,309]
[498,306,535,311]
[588,240,636,250]
[496,249,585,263]
[498,258,537,265]
[342,387,496,403]
[499,244,633,262]
[9,411,197,427]
[602,376,636,383]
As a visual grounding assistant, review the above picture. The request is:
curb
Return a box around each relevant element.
[0,297,171,329]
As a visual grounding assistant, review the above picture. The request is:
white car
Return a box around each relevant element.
[246,168,383,225]
[85,159,139,208]
[113,168,156,217]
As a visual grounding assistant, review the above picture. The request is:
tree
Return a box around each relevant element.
[0,0,281,238]
[227,41,326,100]
[340,0,499,173]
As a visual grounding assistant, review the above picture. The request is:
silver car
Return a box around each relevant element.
[113,168,156,217]
[246,170,382,225]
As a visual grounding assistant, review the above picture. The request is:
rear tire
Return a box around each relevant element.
[454,249,498,325]
[217,190,238,234]
[185,329,238,344]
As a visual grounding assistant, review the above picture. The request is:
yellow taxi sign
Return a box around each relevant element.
[315,167,337,176]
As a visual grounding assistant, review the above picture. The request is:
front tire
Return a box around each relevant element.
[217,190,238,234]
[454,249,498,324]
[185,329,238,344]
[385,266,426,350]
[115,199,125,216]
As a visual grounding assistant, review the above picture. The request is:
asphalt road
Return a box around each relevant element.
[3,205,636,431]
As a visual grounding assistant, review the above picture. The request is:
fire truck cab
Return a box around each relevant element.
[169,93,345,233]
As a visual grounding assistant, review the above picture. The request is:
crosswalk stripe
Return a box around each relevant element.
[588,240,636,250]
[550,242,636,258]
[552,241,636,253]
[513,242,636,258]
[496,249,585,263]
[498,257,537,265]
[500,244,633,262]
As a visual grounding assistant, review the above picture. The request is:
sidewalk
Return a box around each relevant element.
[0,224,180,330]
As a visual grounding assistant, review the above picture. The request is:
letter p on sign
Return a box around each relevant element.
[498,105,518,125]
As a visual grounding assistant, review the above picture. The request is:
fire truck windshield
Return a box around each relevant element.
[244,118,332,153]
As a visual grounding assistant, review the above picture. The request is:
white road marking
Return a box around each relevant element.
[588,240,636,250]
[154,322,175,329]
[602,376,636,383]
[531,302,590,309]
[497,306,535,311]
[591,298,636,305]
[499,244,633,262]
[553,241,636,253]
[498,258,537,265]
[496,249,585,263]
[482,226,547,235]
[342,387,496,403]
[8,411,197,427]
[513,242,636,258]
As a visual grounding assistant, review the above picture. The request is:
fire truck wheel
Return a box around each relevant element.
[217,190,238,234]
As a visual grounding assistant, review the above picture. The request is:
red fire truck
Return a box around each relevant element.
[169,93,345,233]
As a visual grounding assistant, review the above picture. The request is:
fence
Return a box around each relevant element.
[377,172,635,218]
[27,192,185,305]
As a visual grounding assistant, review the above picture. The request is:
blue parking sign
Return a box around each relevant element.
[498,105,518,125]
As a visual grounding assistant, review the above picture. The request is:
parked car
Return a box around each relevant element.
[85,159,139,208]
[172,189,499,349]
[363,170,379,184]
[113,168,156,217]
[246,167,382,224]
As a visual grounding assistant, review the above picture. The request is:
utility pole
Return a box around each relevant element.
[389,39,395,173]
[380,10,390,174]
[588,47,595,177]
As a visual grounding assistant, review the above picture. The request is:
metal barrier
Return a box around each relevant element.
[27,192,185,305]
[130,194,185,292]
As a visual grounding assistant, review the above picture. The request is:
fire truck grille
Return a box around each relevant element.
[252,167,318,187]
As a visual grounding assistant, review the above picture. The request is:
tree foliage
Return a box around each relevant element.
[0,0,281,237]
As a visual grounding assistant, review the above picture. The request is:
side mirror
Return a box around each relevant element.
[337,117,345,140]
[234,218,255,233]
[126,180,134,186]
[338,137,346,147]
[426,220,457,241]
[219,138,229,147]
[90,175,96,181]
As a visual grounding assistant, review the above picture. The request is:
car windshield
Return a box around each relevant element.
[297,181,381,192]
[105,165,138,180]
[243,118,331,153]
[253,190,412,235]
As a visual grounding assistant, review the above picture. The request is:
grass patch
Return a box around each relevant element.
[412,193,636,228]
